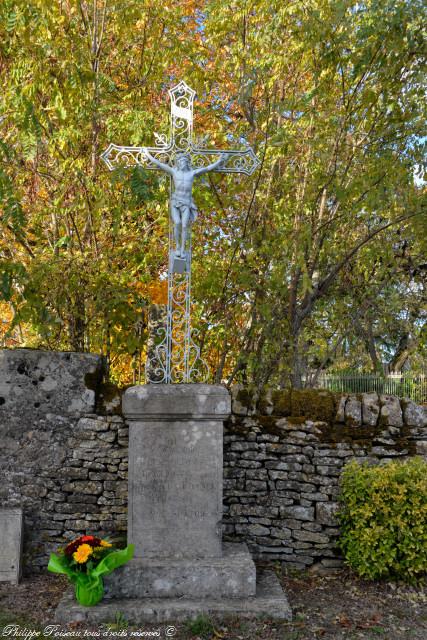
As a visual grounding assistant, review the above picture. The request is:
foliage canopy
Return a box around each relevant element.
[0,0,426,385]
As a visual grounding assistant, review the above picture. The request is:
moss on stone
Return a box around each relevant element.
[290,388,337,423]
[397,424,417,455]
[258,417,288,437]
[97,382,122,415]
[286,416,307,425]
[271,389,292,416]
[257,388,272,414]
[315,421,381,448]
[84,359,106,392]
[235,387,256,411]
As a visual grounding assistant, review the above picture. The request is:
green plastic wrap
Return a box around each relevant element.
[48,544,134,607]
[74,573,104,606]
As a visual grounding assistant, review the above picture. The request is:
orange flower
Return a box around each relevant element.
[73,543,93,564]
[100,540,112,548]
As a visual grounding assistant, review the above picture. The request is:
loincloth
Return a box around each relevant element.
[171,194,198,221]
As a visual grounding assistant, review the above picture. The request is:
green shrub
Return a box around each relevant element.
[339,457,427,581]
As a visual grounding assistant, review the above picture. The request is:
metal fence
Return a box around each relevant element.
[314,373,427,405]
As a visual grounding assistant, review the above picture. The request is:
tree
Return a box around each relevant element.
[1,0,426,386]
[196,0,426,387]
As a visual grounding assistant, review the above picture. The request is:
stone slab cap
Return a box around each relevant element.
[123,384,231,420]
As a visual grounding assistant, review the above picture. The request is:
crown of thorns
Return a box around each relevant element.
[176,153,191,162]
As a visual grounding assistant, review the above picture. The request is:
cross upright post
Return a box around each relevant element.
[101,81,259,384]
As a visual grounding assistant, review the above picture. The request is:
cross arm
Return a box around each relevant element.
[193,153,228,177]
[143,148,174,176]
[192,146,260,176]
[100,143,173,172]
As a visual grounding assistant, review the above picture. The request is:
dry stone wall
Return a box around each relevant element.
[222,387,427,571]
[0,350,426,574]
[0,350,127,572]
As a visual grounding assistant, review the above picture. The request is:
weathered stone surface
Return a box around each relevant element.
[0,508,23,583]
[316,502,339,526]
[103,383,291,619]
[124,384,229,559]
[362,392,380,426]
[281,506,314,521]
[402,399,426,428]
[345,395,362,426]
[0,349,103,427]
[104,543,256,599]
[335,395,347,423]
[0,350,128,573]
[55,570,292,623]
[292,530,329,544]
[124,383,231,418]
[380,395,403,427]
[231,385,257,416]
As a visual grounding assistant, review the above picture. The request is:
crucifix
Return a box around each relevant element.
[101,81,259,384]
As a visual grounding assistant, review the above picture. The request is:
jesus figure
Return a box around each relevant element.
[143,149,227,258]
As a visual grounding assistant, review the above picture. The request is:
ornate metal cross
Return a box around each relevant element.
[101,81,259,384]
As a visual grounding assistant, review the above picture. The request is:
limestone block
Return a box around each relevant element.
[124,383,231,418]
[402,399,427,428]
[362,392,380,426]
[0,349,104,433]
[0,508,23,583]
[345,395,362,426]
[104,543,256,600]
[335,395,347,423]
[54,570,292,623]
[280,506,314,521]
[316,501,339,526]
[124,384,230,560]
[230,385,256,416]
[292,530,329,544]
[415,441,427,456]
[380,395,403,427]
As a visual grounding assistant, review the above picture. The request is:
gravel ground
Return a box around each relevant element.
[0,568,426,640]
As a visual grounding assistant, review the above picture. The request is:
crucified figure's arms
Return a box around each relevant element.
[193,153,228,177]
[143,148,174,176]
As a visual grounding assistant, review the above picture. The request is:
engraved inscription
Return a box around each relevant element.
[129,420,222,558]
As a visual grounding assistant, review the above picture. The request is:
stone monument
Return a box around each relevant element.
[54,82,291,623]
[55,385,291,623]
[0,508,23,584]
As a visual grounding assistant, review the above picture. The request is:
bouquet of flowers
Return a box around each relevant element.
[48,534,134,606]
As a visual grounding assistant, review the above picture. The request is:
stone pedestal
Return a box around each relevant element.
[125,385,226,560]
[55,385,291,624]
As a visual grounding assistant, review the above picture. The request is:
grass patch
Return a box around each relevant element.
[184,614,215,638]
[107,611,129,631]
[0,608,41,629]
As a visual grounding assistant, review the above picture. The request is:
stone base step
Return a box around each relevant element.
[104,543,256,599]
[54,570,292,624]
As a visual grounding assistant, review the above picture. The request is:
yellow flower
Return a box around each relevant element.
[73,543,93,564]
[100,540,112,548]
